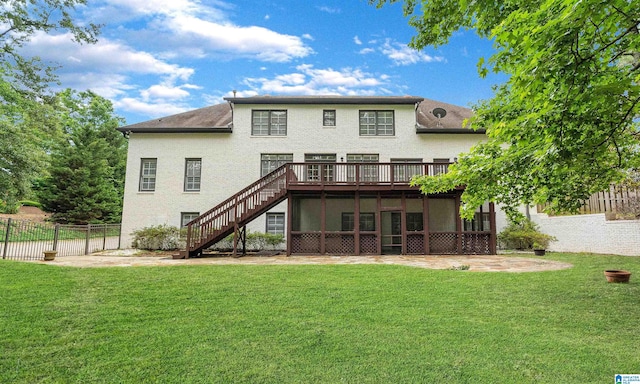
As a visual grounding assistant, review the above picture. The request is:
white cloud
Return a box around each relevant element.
[264,14,270,20]
[354,36,362,45]
[96,0,312,63]
[380,39,445,66]
[115,97,190,118]
[317,6,341,14]
[359,48,375,55]
[242,65,391,95]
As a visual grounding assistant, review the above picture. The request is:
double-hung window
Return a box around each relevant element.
[184,158,201,192]
[359,110,394,136]
[261,154,293,177]
[181,212,199,228]
[323,110,336,126]
[252,110,287,136]
[266,213,285,235]
[139,158,157,192]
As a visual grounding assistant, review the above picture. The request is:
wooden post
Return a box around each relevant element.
[2,218,11,259]
[455,193,462,254]
[320,192,326,254]
[354,192,360,255]
[423,196,430,255]
[53,224,60,251]
[489,202,497,254]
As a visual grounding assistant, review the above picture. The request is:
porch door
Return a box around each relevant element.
[381,211,402,254]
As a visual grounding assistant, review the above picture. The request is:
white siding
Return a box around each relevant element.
[120,103,485,247]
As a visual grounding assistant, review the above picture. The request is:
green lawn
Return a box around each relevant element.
[1,253,638,383]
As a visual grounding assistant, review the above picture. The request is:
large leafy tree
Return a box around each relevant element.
[372,0,640,220]
[38,90,127,224]
[0,1,100,210]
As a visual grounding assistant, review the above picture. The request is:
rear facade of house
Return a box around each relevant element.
[117,96,497,257]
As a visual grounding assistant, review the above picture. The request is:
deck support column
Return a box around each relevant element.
[455,192,463,254]
[354,192,360,255]
[489,202,497,254]
[233,224,246,258]
[423,195,430,254]
[320,192,326,254]
[286,192,292,256]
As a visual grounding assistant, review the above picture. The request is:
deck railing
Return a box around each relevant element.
[285,162,449,187]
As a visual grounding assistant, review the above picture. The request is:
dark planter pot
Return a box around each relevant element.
[604,270,631,283]
[533,249,546,256]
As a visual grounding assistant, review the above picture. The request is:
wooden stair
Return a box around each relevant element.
[179,165,290,258]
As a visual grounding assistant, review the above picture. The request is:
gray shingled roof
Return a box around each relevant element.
[117,96,480,133]
[117,103,232,133]
[416,98,474,129]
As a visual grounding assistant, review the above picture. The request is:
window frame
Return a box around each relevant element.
[181,212,200,228]
[266,212,285,235]
[359,110,395,136]
[139,158,157,192]
[346,154,379,182]
[261,154,293,177]
[323,109,336,127]
[184,158,202,192]
[252,110,287,136]
[304,154,337,182]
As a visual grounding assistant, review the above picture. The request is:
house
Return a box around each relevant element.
[117,95,497,257]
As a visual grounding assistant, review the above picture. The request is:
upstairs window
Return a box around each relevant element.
[184,158,201,192]
[359,110,394,136]
[323,110,336,126]
[139,158,157,192]
[252,110,287,136]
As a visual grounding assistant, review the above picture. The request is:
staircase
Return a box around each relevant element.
[177,165,290,258]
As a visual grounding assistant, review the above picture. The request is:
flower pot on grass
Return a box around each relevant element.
[43,250,57,261]
[604,270,631,283]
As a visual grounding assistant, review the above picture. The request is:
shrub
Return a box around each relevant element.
[207,231,285,252]
[0,198,20,214]
[498,219,556,250]
[131,224,183,250]
[19,200,43,209]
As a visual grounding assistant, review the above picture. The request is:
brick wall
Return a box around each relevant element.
[531,213,640,256]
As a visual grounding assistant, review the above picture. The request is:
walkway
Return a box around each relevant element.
[32,250,573,272]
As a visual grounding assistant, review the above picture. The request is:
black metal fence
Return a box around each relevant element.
[1,218,121,261]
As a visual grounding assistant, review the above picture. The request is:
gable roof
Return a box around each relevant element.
[117,95,482,134]
[117,103,232,133]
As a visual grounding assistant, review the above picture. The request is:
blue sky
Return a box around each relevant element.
[24,0,506,125]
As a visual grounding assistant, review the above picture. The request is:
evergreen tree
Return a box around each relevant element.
[38,90,127,224]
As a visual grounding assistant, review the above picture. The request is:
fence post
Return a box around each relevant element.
[102,225,107,250]
[2,218,11,259]
[53,224,60,251]
[117,224,122,250]
[85,224,91,255]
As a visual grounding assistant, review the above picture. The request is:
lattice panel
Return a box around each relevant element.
[359,234,377,254]
[407,233,425,254]
[325,234,355,254]
[429,233,459,254]
[462,233,491,254]
[291,233,321,254]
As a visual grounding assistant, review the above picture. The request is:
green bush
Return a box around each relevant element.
[498,219,556,250]
[19,200,43,208]
[207,231,284,252]
[131,224,183,250]
[0,198,20,214]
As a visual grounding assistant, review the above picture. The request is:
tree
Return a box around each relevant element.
[38,90,127,224]
[0,0,100,95]
[372,0,640,220]
[0,1,100,210]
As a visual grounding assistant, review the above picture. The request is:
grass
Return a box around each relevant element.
[1,253,639,383]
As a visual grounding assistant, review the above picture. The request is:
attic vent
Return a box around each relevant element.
[432,107,447,128]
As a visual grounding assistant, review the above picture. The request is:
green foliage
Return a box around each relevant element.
[208,231,285,251]
[498,219,557,250]
[0,198,20,214]
[18,200,42,208]
[131,225,182,251]
[37,90,127,224]
[376,0,640,220]
[0,0,100,95]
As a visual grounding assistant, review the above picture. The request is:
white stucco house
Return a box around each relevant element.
[117,95,498,258]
